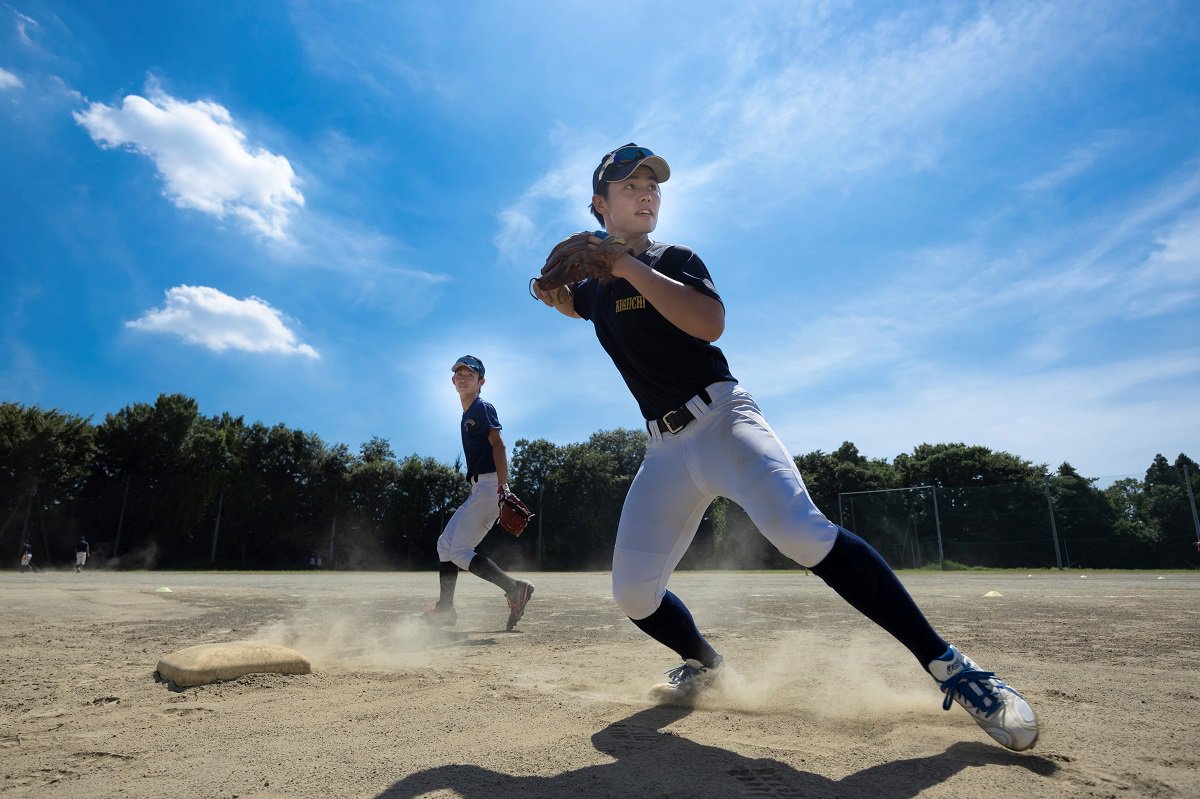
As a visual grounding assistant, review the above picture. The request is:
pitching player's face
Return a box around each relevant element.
[452,367,482,396]
[594,165,660,238]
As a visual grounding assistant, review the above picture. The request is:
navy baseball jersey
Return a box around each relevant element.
[573,243,736,420]
[461,396,501,479]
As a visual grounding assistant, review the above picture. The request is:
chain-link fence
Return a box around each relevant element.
[837,475,1200,570]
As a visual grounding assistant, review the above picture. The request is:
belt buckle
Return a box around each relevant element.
[662,409,687,434]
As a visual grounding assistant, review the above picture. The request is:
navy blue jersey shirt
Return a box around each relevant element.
[574,243,736,420]
[461,396,501,479]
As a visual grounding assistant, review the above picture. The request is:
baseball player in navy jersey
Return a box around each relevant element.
[531,144,1040,751]
[426,355,534,631]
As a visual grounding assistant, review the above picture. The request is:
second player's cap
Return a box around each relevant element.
[592,143,671,193]
[451,355,485,376]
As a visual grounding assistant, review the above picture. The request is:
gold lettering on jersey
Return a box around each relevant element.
[615,295,646,313]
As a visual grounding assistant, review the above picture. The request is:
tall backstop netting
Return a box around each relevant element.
[834,480,1193,570]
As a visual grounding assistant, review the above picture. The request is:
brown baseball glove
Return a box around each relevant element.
[498,489,534,537]
[530,231,634,295]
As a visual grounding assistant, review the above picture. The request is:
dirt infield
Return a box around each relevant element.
[2,569,1196,798]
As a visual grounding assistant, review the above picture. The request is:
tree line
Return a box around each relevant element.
[2,395,1197,571]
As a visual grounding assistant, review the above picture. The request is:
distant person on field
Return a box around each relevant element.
[424,355,534,631]
[75,537,90,573]
[20,542,33,572]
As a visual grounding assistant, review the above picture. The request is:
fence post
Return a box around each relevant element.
[328,489,338,566]
[537,484,545,564]
[931,486,944,570]
[1044,481,1063,569]
[209,489,224,563]
[113,473,130,558]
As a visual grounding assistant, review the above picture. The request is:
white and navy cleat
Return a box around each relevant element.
[648,656,723,706]
[929,646,1039,751]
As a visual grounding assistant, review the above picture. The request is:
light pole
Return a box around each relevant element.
[537,484,544,564]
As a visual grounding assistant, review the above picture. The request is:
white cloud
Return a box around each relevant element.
[73,80,304,240]
[0,68,21,90]
[127,285,318,358]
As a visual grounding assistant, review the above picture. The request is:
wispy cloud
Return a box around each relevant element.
[14,10,39,47]
[266,212,452,323]
[738,158,1200,393]
[765,348,1200,477]
[1021,131,1125,193]
[498,4,1098,258]
[127,285,319,358]
[493,150,600,262]
[1127,209,1200,316]
[73,79,304,240]
[289,4,472,103]
[0,67,21,90]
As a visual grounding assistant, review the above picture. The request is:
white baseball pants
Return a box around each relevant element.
[436,473,499,570]
[612,382,839,619]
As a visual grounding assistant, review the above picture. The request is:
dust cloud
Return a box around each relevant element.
[252,603,457,670]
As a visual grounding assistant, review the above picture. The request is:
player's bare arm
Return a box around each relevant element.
[609,254,725,342]
[488,427,509,488]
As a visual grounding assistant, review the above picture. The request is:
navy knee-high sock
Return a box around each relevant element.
[629,590,721,668]
[811,528,949,667]
[468,554,517,595]
[437,560,459,607]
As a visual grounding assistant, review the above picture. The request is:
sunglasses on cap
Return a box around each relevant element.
[451,355,485,376]
[593,143,670,194]
[599,145,656,173]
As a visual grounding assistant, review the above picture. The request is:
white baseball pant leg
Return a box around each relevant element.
[612,382,839,620]
[436,473,500,570]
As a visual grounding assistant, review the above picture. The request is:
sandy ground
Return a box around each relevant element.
[1,568,1197,799]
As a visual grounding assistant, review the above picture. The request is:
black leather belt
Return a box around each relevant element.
[652,388,713,435]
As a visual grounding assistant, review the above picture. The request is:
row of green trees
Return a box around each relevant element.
[2,396,1197,570]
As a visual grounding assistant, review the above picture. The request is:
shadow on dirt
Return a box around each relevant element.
[375,705,1057,798]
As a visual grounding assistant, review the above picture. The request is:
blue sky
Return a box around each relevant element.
[2,1,1197,482]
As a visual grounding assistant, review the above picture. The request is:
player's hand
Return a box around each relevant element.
[530,231,633,301]
[529,279,573,308]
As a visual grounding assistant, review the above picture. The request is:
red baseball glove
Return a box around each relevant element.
[498,488,534,537]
